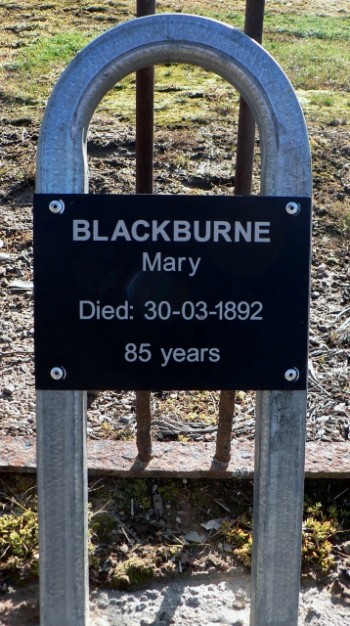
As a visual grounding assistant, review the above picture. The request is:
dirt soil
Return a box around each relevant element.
[0,0,349,624]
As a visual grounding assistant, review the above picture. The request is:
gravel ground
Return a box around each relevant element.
[89,576,350,626]
[1,124,349,444]
[1,573,350,626]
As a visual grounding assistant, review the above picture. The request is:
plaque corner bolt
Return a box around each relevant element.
[49,199,65,214]
[50,366,67,381]
[285,201,300,216]
[284,367,300,382]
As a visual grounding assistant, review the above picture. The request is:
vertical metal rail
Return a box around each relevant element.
[215,390,236,462]
[36,390,88,626]
[35,15,311,626]
[216,1,266,463]
[135,390,152,462]
[235,0,266,195]
[251,391,307,626]
[135,0,155,462]
[136,0,155,193]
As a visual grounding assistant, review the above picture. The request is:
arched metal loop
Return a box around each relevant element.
[37,14,311,198]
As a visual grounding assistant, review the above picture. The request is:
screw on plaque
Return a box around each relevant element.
[49,199,65,214]
[50,366,67,381]
[284,367,300,382]
[285,201,300,216]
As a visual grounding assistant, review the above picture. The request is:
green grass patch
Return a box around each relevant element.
[190,9,244,28]
[169,8,349,43]
[1,4,349,128]
[96,63,239,129]
[15,32,93,76]
[264,12,350,40]
[266,39,349,90]
[1,31,94,115]
[298,90,350,126]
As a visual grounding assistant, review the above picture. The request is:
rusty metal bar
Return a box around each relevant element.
[135,1,155,461]
[2,437,348,479]
[215,390,236,462]
[217,1,266,462]
[235,0,266,195]
[136,0,155,194]
[135,391,152,462]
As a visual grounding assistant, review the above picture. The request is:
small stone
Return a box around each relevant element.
[240,451,251,459]
[120,414,133,424]
[184,530,206,543]
[119,543,129,555]
[180,552,189,565]
[316,263,327,277]
[97,593,109,609]
[186,596,201,608]
[189,587,199,595]
[8,279,33,291]
[232,598,246,610]
[305,608,321,622]
[142,589,160,601]
[2,386,14,397]
[153,493,164,517]
[342,540,350,555]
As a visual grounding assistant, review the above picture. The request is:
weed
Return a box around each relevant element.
[218,498,342,574]
[91,511,117,544]
[169,153,190,168]
[124,479,151,510]
[157,481,181,504]
[0,506,39,577]
[301,498,340,573]
[109,556,154,589]
[302,516,337,573]
[219,514,253,567]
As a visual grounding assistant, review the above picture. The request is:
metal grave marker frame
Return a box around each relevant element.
[34,193,311,391]
[35,14,312,626]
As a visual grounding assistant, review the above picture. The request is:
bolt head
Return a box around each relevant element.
[49,199,65,214]
[50,366,66,381]
[285,201,300,216]
[284,367,300,382]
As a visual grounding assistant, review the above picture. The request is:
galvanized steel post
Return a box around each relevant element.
[36,14,311,626]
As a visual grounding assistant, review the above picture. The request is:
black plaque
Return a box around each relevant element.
[34,194,311,390]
